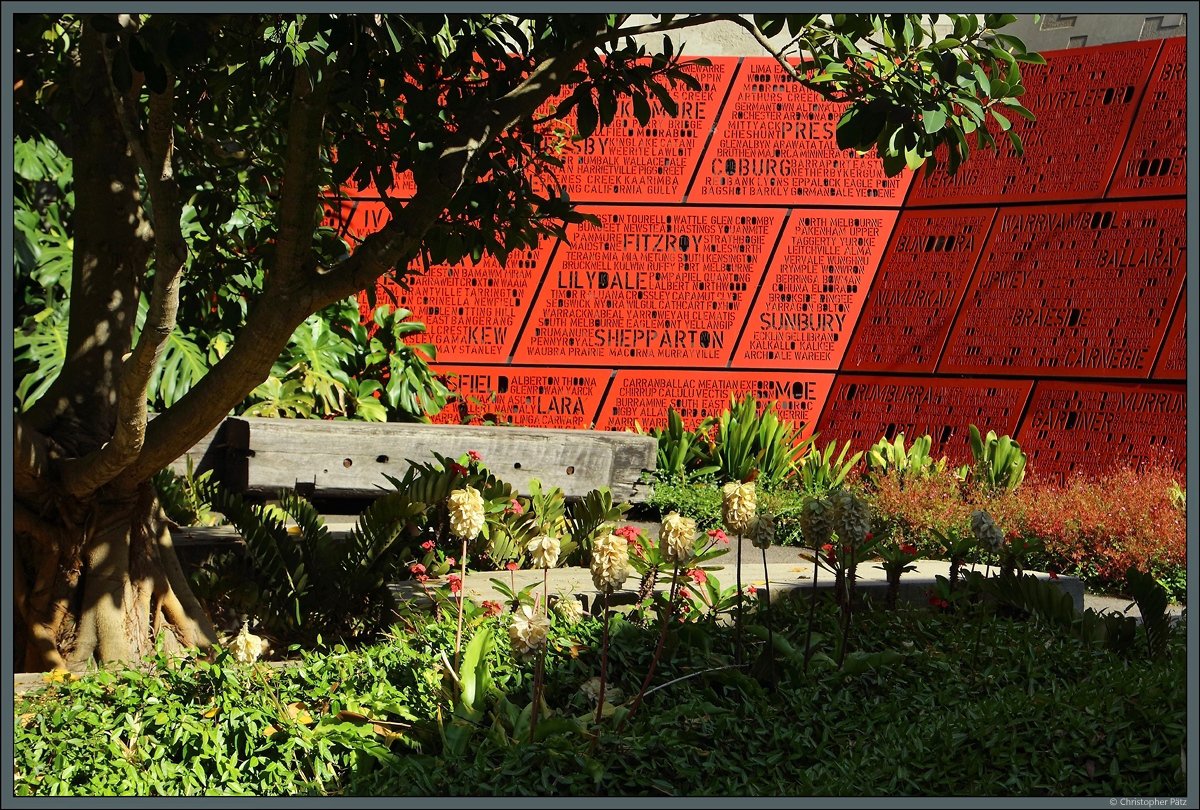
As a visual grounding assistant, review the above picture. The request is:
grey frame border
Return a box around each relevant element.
[3,2,1196,807]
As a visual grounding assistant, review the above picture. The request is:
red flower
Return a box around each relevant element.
[468,450,482,462]
[450,462,469,477]
[504,499,523,515]
[688,569,707,584]
[940,599,949,608]
[614,525,640,543]
[1048,569,1060,581]
[409,563,426,575]
[447,574,462,595]
[415,574,429,583]
[446,557,456,568]
[505,561,519,571]
[708,529,728,544]
[679,588,691,600]
[421,540,435,551]
[900,543,918,555]
[865,532,873,542]
[745,585,757,595]
[482,600,502,617]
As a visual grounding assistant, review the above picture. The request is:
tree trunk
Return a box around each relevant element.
[13,483,217,673]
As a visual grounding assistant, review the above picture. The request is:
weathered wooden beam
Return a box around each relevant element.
[226,417,656,502]
[161,415,249,490]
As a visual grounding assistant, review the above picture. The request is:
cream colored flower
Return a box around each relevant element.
[508,605,549,659]
[659,511,697,564]
[580,676,622,706]
[552,595,584,624]
[590,532,629,593]
[447,487,486,540]
[526,533,561,569]
[749,511,776,550]
[831,490,871,547]
[799,495,835,548]
[721,481,756,534]
[970,509,1004,553]
[230,622,262,664]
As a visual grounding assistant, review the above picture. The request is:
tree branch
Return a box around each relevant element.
[309,23,621,306]
[60,65,187,497]
[13,500,64,552]
[14,414,56,506]
[271,61,331,288]
[24,24,152,438]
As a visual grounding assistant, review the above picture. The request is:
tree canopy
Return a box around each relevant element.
[11,12,1039,669]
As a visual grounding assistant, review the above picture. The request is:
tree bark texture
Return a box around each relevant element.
[13,486,218,672]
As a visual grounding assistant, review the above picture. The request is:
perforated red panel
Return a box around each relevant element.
[1108,38,1186,197]
[428,365,609,429]
[732,209,895,369]
[816,376,1033,465]
[842,209,995,373]
[689,58,913,206]
[337,171,416,200]
[512,206,785,367]
[939,200,1186,378]
[325,200,554,363]
[1017,381,1186,481]
[1152,291,1186,380]
[595,370,833,434]
[908,41,1159,205]
[535,58,736,203]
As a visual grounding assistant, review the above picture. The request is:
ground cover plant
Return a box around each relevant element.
[15,585,1187,797]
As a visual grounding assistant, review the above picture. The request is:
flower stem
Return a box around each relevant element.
[621,563,679,732]
[970,556,992,669]
[735,531,743,666]
[452,537,468,672]
[762,547,775,685]
[594,590,611,728]
[837,544,853,668]
[531,643,545,744]
[802,550,820,674]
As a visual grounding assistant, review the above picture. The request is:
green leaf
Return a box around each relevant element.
[989,109,1012,132]
[1000,100,1036,121]
[921,108,946,134]
[971,63,990,96]
[575,95,598,139]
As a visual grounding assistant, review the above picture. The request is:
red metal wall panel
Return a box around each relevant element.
[816,376,1034,465]
[429,365,609,429]
[842,208,995,373]
[1107,38,1187,197]
[731,209,896,370]
[511,206,785,367]
[1017,380,1186,481]
[688,58,913,206]
[907,41,1159,205]
[1152,290,1186,380]
[595,370,833,435]
[536,58,737,203]
[324,200,554,363]
[938,200,1186,378]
